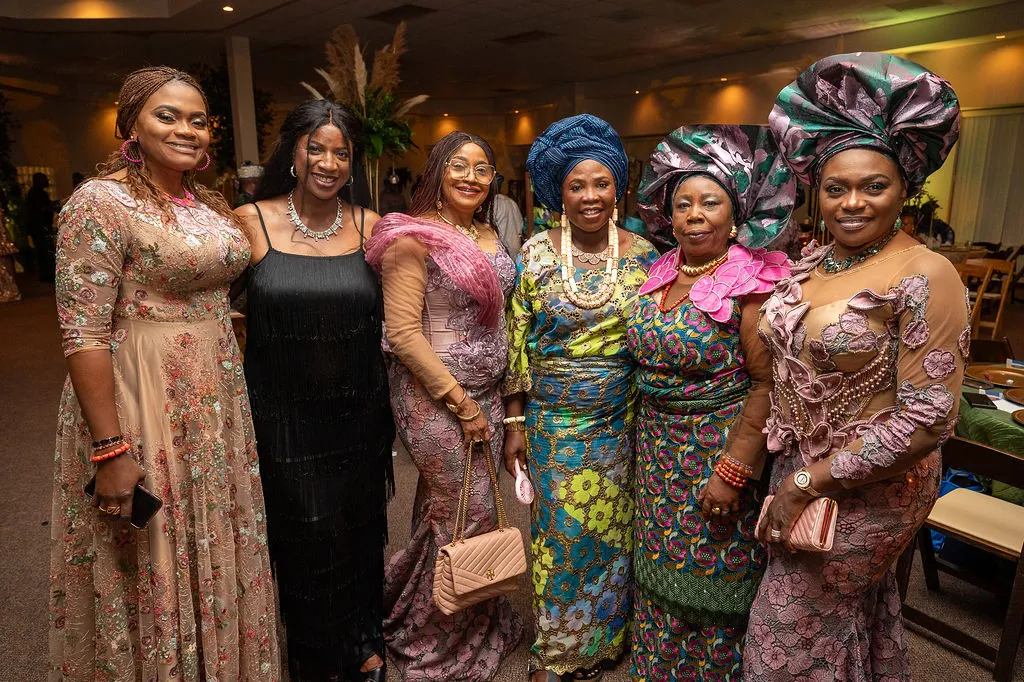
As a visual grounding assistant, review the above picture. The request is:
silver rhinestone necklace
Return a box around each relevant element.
[287,191,343,241]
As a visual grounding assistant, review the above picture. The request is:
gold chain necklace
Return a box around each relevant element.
[678,250,728,277]
[436,210,479,241]
[560,218,618,310]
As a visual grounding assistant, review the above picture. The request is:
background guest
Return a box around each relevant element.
[506,114,659,682]
[234,160,263,208]
[25,171,57,281]
[236,98,393,682]
[492,172,524,256]
[628,124,794,680]
[364,130,523,681]
[748,52,967,681]
[50,65,278,680]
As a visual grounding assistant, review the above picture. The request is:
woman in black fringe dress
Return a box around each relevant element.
[235,99,395,682]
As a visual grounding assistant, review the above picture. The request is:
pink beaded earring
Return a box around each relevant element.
[121,139,143,164]
[195,152,211,172]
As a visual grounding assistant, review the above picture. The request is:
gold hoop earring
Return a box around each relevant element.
[729,225,738,239]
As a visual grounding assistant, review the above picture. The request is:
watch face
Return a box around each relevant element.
[795,470,811,488]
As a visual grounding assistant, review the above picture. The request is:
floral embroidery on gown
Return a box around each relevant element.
[382,246,523,681]
[743,242,968,681]
[50,180,279,681]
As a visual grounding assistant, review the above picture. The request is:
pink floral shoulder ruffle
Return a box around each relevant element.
[639,243,791,322]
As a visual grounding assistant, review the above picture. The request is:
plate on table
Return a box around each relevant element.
[1014,410,1024,428]
[1004,389,1024,406]
[965,365,1024,389]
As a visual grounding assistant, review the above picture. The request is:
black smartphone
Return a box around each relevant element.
[963,392,997,410]
[83,477,164,529]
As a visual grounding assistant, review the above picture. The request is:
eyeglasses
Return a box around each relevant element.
[446,159,496,184]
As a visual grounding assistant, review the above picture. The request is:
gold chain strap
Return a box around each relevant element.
[450,440,509,546]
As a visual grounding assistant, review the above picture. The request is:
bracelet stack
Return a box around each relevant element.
[445,387,482,422]
[714,454,754,489]
[502,415,526,432]
[91,441,130,463]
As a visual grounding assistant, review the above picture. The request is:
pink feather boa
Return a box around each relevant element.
[363,213,503,328]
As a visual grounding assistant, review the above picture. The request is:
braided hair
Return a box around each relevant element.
[92,66,237,224]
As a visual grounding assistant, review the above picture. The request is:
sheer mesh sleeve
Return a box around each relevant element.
[55,182,128,357]
[724,293,773,479]
[831,252,969,481]
[503,247,536,395]
[381,236,459,399]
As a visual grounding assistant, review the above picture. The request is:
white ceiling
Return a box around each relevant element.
[0,0,1021,102]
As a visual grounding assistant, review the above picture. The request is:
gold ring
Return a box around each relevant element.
[769,528,782,540]
[712,507,722,515]
[99,503,121,516]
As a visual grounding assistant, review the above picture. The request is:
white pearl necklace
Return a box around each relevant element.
[560,215,619,310]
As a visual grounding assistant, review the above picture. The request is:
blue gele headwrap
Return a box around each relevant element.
[526,114,628,212]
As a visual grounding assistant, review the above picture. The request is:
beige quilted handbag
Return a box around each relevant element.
[432,440,527,615]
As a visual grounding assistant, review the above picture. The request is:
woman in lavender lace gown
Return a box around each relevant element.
[744,53,967,681]
[364,131,522,681]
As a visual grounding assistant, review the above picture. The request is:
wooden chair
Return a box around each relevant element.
[897,437,1024,681]
[955,262,993,337]
[969,337,1017,364]
[967,258,1014,340]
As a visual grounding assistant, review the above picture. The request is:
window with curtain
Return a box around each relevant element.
[949,108,1024,246]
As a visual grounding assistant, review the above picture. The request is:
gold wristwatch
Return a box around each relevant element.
[793,468,822,497]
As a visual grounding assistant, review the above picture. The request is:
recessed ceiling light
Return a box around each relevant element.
[720,77,728,82]
[634,89,640,95]
[995,34,1006,39]
[514,109,519,114]
[222,5,234,11]
[443,113,449,117]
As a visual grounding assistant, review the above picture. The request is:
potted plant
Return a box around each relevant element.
[302,22,428,211]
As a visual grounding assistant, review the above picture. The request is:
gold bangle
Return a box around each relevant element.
[505,421,526,432]
[454,403,482,422]
[502,415,525,424]
[445,387,469,414]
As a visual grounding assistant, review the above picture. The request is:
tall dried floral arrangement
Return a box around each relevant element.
[301,22,429,211]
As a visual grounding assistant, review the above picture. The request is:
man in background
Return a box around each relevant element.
[25,172,57,282]
[492,173,524,256]
[234,162,263,208]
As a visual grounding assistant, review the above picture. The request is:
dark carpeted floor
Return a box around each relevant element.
[2,272,1022,681]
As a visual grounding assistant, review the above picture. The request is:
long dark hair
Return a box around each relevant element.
[409,131,496,227]
[254,99,365,204]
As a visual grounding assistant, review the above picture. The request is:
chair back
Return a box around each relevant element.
[968,337,1016,364]
[967,258,1014,276]
[942,436,1024,489]
[955,262,992,334]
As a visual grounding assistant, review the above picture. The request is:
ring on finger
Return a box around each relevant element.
[711,506,722,515]
[99,502,121,516]
[769,528,782,540]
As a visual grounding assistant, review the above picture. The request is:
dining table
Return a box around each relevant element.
[935,245,989,264]
[957,364,1024,505]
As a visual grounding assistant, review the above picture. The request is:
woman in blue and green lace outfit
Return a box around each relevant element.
[626,125,795,680]
[504,115,658,682]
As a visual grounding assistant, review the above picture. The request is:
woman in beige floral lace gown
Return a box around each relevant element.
[50,67,279,681]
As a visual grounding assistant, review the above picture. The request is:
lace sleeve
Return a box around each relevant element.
[55,183,128,357]
[723,293,773,478]
[381,236,459,399]
[831,253,969,481]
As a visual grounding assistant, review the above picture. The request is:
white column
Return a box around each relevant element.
[225,35,259,166]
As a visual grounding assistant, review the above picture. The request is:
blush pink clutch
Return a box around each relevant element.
[758,495,838,552]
